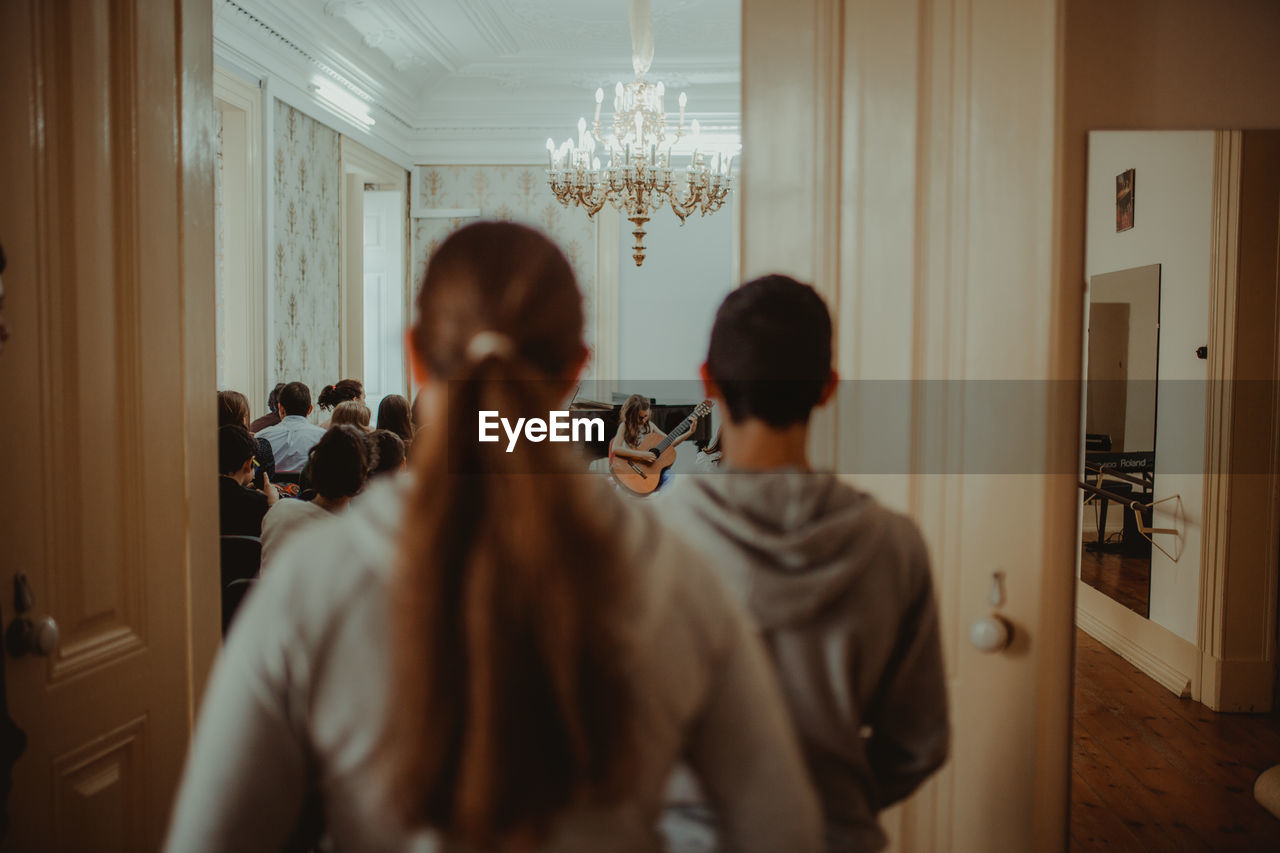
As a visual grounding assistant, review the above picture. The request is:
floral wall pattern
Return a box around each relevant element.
[410,165,600,378]
[273,99,341,408]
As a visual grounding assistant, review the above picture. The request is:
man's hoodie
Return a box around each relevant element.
[655,469,949,852]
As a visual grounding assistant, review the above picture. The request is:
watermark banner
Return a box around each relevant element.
[432,379,1279,476]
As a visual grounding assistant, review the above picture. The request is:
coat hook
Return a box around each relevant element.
[988,571,1005,609]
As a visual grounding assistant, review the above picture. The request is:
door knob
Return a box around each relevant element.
[5,615,59,658]
[6,573,58,657]
[970,614,1013,653]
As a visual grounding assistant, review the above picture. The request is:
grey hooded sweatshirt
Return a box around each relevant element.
[655,469,949,852]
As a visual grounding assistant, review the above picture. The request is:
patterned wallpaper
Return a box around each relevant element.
[410,165,600,378]
[273,99,341,406]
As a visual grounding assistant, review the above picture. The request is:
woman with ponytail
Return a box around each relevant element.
[317,378,364,428]
[165,222,821,853]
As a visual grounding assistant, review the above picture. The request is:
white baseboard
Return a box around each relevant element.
[1075,581,1197,698]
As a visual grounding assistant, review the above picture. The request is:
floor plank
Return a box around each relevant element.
[1079,547,1151,618]
[1070,629,1280,852]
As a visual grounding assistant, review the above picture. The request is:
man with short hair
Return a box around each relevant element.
[218,425,278,536]
[656,275,949,852]
[255,381,326,473]
[249,382,286,433]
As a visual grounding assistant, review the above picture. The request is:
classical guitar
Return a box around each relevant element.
[609,400,713,496]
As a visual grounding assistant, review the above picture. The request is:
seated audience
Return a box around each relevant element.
[249,382,286,433]
[255,381,325,473]
[317,378,364,428]
[655,275,949,852]
[368,429,405,477]
[217,425,277,537]
[376,393,414,455]
[329,399,372,432]
[260,424,371,566]
[217,389,275,485]
[166,222,821,853]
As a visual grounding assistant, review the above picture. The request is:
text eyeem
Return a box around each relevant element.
[478,410,605,452]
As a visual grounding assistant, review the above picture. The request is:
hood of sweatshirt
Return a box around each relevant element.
[658,469,907,630]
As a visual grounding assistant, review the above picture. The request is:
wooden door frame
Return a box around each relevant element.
[1198,129,1280,712]
[181,0,222,723]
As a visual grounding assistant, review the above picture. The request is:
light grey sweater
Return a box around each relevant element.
[654,470,950,852]
[166,476,823,853]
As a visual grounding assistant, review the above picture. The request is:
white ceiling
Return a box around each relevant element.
[213,0,741,165]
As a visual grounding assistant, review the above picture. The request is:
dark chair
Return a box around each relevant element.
[220,535,261,635]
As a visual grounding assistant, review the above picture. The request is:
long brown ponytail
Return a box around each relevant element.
[382,222,637,850]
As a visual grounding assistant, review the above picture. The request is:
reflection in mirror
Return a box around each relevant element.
[1081,263,1159,618]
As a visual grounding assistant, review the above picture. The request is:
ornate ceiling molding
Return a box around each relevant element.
[324,0,463,72]
[214,0,741,167]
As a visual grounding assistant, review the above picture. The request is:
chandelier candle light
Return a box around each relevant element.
[544,0,735,266]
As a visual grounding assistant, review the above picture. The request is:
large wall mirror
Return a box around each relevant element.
[1081,263,1159,616]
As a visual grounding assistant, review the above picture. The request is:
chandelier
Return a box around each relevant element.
[544,1,735,267]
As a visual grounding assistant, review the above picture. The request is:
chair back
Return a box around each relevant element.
[220,534,261,635]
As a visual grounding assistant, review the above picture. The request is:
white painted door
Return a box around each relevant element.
[0,0,218,848]
[362,190,406,416]
[743,0,1075,849]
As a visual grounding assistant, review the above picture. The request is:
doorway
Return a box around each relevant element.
[361,189,407,416]
[338,137,410,411]
[1070,128,1280,848]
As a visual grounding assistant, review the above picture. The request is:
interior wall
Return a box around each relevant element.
[215,110,227,386]
[272,99,342,413]
[1085,132,1214,643]
[1062,0,1280,694]
[617,201,736,395]
[406,164,734,400]
[408,165,598,379]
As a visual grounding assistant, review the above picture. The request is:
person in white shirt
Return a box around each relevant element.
[259,423,372,567]
[165,222,822,853]
[254,381,325,473]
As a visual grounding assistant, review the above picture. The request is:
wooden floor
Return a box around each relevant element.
[1071,629,1280,851]
[1080,547,1151,618]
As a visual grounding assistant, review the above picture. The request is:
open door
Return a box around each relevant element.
[0,0,218,848]
[743,0,1075,849]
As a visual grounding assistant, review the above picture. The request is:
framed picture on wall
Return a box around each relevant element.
[1116,168,1135,232]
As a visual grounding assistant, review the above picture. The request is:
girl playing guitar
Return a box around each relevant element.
[610,394,699,492]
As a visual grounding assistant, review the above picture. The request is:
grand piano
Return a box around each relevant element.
[568,395,712,461]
